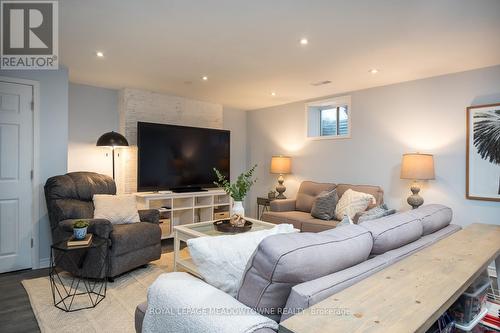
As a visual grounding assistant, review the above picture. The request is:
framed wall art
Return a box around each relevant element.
[466,103,500,201]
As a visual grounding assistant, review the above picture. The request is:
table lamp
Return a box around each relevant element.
[400,153,435,209]
[270,155,292,199]
[96,131,129,179]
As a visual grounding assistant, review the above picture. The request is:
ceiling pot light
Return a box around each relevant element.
[96,51,104,57]
[369,68,379,74]
[300,38,308,45]
[202,76,208,81]
[271,92,276,96]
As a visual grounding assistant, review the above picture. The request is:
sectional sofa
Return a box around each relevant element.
[135,204,458,332]
[262,181,384,232]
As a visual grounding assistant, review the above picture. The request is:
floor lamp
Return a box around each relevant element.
[96,131,129,179]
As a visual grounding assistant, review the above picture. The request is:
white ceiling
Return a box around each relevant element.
[60,0,500,110]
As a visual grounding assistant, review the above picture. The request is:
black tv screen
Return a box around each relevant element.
[137,122,230,192]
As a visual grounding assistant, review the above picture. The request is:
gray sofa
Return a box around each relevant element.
[262,181,384,232]
[45,172,162,279]
[135,204,459,332]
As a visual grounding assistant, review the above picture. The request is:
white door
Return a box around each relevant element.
[0,81,33,273]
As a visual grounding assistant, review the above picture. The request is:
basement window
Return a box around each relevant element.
[306,96,351,139]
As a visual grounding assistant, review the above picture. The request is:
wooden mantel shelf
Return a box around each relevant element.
[279,223,500,333]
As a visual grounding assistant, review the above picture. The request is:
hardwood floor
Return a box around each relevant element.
[0,267,48,333]
[0,239,176,333]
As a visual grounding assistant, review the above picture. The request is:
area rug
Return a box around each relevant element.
[22,250,190,333]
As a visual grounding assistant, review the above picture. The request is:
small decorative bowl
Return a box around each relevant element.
[213,219,253,233]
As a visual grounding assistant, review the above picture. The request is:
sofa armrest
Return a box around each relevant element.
[138,209,160,224]
[270,199,296,212]
[59,218,113,239]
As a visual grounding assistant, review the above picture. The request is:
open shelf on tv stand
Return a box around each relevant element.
[135,189,231,240]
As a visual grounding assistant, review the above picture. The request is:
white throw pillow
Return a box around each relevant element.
[335,189,376,220]
[93,194,140,224]
[187,224,297,297]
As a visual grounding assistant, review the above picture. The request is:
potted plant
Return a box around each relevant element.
[72,220,89,240]
[213,164,257,224]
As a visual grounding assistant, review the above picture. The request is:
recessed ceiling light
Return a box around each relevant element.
[271,92,276,96]
[202,76,208,81]
[96,51,104,57]
[299,38,308,45]
[369,68,379,74]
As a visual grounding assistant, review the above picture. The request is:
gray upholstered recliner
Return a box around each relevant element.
[44,172,161,279]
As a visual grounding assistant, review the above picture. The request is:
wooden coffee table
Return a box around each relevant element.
[173,217,276,277]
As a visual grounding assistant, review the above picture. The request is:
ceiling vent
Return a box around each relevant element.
[310,80,332,86]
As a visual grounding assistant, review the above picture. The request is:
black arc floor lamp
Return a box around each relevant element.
[96,131,129,179]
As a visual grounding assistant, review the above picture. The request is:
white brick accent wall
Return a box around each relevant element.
[118,88,223,193]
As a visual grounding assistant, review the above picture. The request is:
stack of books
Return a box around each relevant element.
[67,233,93,247]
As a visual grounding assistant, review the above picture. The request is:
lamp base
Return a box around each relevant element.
[407,183,424,209]
[275,174,287,199]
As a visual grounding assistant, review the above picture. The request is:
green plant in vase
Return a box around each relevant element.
[213,164,257,225]
[72,220,89,240]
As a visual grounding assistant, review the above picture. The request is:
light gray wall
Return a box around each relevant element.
[246,65,500,226]
[223,107,249,209]
[223,107,248,182]
[0,67,69,264]
[68,83,118,177]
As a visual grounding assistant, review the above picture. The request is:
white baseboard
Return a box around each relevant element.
[39,257,50,269]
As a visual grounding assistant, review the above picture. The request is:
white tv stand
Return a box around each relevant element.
[135,189,231,240]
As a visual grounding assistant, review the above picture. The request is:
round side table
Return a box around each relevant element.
[49,237,109,312]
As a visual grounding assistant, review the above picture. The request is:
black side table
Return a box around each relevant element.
[257,197,275,219]
[49,237,109,312]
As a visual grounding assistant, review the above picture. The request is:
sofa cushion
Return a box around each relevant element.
[310,189,338,220]
[236,224,372,322]
[336,184,384,208]
[409,204,453,236]
[359,211,423,254]
[282,224,461,320]
[262,211,315,230]
[296,181,336,213]
[301,218,340,232]
[110,222,161,256]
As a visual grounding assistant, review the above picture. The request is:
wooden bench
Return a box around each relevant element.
[279,223,500,333]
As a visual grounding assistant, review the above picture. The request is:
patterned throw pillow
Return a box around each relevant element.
[357,204,397,223]
[310,189,338,220]
[334,189,376,220]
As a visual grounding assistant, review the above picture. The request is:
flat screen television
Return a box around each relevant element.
[137,122,230,192]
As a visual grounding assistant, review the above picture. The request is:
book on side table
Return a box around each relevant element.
[67,233,93,247]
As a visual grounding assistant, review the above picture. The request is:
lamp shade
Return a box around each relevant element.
[270,155,292,174]
[400,153,435,180]
[96,131,129,147]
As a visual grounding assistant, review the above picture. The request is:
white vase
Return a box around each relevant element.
[232,200,245,217]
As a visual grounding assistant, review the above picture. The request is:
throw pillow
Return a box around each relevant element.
[187,224,297,297]
[93,194,140,224]
[357,204,396,223]
[334,189,376,220]
[310,189,338,220]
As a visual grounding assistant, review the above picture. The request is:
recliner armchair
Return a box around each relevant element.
[44,172,161,279]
